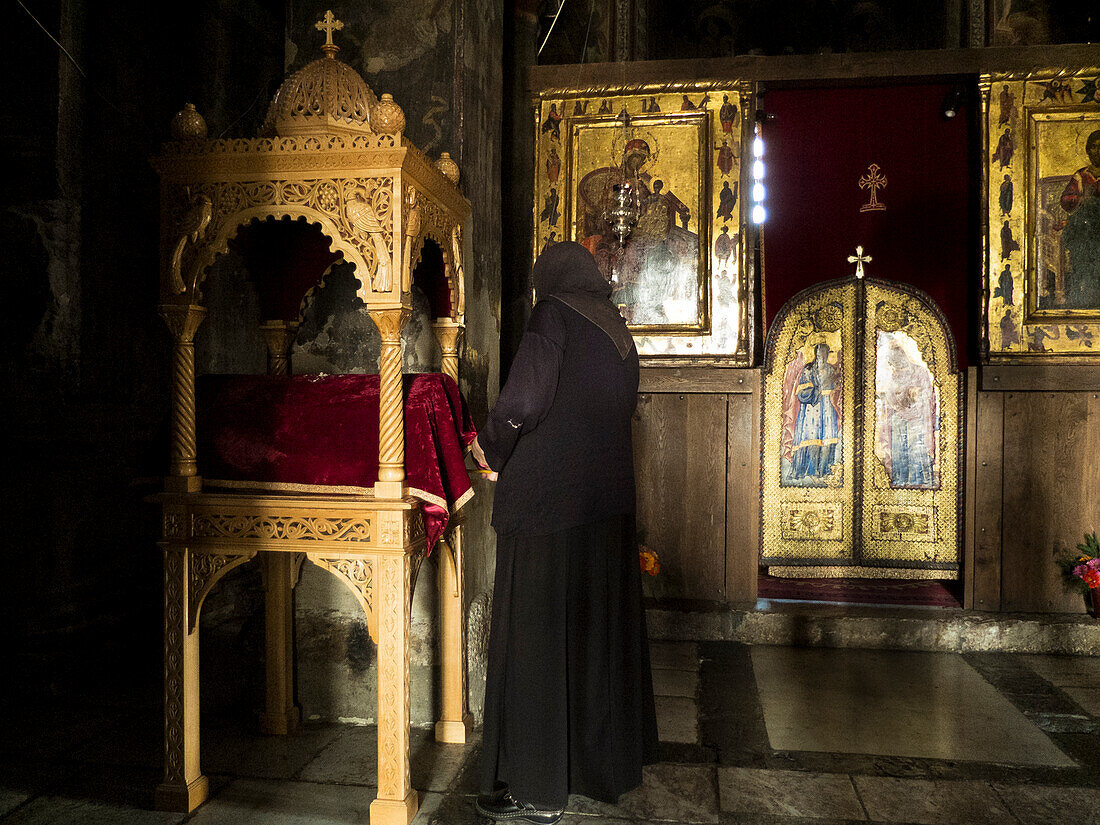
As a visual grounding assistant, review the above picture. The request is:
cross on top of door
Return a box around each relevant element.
[848,246,871,279]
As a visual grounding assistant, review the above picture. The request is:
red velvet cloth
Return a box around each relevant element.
[762,85,973,367]
[197,373,477,554]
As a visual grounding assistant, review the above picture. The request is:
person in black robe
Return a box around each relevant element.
[471,241,659,824]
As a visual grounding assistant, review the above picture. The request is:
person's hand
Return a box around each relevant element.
[471,435,489,469]
[470,437,498,481]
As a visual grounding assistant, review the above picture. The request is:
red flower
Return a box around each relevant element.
[1074,564,1100,589]
[639,546,660,577]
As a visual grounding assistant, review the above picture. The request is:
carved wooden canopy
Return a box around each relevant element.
[152,32,470,326]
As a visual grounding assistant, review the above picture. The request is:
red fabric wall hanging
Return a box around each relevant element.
[762,84,974,367]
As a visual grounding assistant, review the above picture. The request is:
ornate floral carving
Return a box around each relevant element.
[376,555,412,798]
[159,133,399,156]
[311,556,374,616]
[780,503,844,540]
[163,512,187,540]
[187,551,256,631]
[404,512,426,545]
[184,176,394,299]
[376,510,403,546]
[193,514,371,541]
[163,549,185,785]
[261,52,379,137]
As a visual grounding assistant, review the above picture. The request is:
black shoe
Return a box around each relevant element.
[474,789,564,824]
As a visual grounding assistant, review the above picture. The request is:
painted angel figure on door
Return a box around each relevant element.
[781,332,843,487]
[874,332,939,489]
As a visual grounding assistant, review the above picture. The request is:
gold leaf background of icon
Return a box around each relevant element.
[983,69,1100,361]
[533,87,751,363]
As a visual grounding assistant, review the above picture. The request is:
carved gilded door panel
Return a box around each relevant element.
[762,277,961,578]
[762,281,858,568]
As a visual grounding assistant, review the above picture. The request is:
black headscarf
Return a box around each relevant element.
[532,241,635,360]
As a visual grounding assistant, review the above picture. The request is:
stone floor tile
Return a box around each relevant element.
[656,695,700,744]
[1021,655,1100,688]
[1063,687,1100,718]
[717,767,866,820]
[0,796,185,825]
[187,778,376,824]
[299,724,478,793]
[718,816,869,825]
[568,763,719,823]
[0,789,31,818]
[752,648,1074,767]
[994,783,1100,825]
[410,791,451,824]
[853,776,1016,825]
[650,641,700,671]
[201,720,346,781]
[654,666,700,698]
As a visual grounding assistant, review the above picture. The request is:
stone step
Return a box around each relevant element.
[646,600,1100,655]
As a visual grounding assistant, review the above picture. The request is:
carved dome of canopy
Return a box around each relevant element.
[261,52,379,137]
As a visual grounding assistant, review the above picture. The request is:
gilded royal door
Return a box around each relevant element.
[761,277,961,578]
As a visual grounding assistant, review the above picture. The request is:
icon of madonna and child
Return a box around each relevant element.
[576,136,702,327]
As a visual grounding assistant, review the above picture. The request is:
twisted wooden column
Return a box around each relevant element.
[431,319,463,385]
[260,320,299,375]
[370,308,412,498]
[160,304,206,493]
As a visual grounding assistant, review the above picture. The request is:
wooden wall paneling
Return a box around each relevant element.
[972,391,1003,611]
[632,392,728,601]
[725,374,760,605]
[639,367,756,394]
[982,365,1100,392]
[1089,392,1100,539]
[1001,393,1092,613]
[963,368,977,610]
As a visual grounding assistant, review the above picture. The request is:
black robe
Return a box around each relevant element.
[479,294,658,809]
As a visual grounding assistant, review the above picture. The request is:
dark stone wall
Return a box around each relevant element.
[3,0,502,732]
[1,1,282,708]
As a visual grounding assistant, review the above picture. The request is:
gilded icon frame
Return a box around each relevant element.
[1024,108,1100,323]
[532,83,754,366]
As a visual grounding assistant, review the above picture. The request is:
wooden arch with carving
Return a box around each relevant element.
[150,15,471,825]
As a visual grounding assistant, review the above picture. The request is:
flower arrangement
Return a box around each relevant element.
[639,545,660,577]
[1055,532,1100,609]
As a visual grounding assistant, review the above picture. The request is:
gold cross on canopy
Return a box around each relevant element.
[315,10,343,56]
[848,246,871,279]
[858,163,887,212]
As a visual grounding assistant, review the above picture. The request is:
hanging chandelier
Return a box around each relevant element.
[603,108,641,248]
